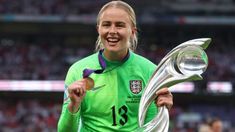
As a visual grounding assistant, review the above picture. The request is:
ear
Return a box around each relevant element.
[131,27,137,36]
[96,25,100,34]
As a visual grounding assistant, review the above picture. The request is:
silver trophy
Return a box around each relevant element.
[137,38,211,132]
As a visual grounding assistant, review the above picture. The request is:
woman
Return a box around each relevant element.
[58,1,173,131]
[209,118,223,132]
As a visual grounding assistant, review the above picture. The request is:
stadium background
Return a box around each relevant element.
[0,0,235,131]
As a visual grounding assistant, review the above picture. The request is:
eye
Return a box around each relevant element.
[116,22,125,28]
[101,22,110,27]
[102,24,109,27]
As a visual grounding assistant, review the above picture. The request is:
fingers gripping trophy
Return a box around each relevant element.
[136,38,211,132]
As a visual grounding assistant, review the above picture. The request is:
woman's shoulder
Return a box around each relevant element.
[130,52,157,78]
[132,52,156,67]
[70,52,99,70]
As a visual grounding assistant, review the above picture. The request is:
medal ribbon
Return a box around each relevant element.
[82,49,130,78]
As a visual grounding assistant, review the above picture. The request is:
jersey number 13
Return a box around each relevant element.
[111,105,128,126]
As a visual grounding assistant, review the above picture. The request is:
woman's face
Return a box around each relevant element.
[211,121,223,132]
[97,7,135,55]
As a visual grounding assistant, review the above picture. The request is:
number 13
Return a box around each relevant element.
[111,105,128,126]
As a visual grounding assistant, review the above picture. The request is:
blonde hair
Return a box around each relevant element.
[95,0,138,51]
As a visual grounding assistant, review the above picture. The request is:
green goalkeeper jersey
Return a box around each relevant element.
[58,50,158,132]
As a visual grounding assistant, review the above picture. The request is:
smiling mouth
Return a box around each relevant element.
[107,38,119,44]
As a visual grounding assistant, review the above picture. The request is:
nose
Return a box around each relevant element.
[109,25,117,34]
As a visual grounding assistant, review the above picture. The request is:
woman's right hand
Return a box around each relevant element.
[67,79,87,113]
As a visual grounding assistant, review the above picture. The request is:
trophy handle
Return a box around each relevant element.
[137,38,211,132]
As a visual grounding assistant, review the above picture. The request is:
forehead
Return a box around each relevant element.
[99,7,131,23]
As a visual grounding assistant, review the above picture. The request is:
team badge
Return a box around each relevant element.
[129,80,142,94]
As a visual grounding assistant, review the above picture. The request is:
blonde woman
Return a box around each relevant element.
[58,1,173,131]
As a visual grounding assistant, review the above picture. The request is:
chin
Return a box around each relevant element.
[106,47,120,53]
[104,44,118,51]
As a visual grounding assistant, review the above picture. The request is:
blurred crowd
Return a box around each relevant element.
[0,99,234,132]
[0,0,235,16]
[170,104,235,132]
[0,39,90,80]
[0,0,107,15]
[0,38,235,83]
[0,99,60,132]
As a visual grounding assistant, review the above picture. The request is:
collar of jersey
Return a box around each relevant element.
[82,49,132,78]
[100,49,131,67]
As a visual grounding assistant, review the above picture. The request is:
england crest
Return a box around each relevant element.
[129,80,142,94]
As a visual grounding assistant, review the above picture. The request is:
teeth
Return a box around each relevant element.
[107,38,119,42]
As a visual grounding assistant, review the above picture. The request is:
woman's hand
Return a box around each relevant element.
[155,88,173,110]
[67,79,87,113]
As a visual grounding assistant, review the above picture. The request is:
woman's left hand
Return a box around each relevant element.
[155,88,173,110]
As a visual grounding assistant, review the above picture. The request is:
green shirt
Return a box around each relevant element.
[58,51,158,132]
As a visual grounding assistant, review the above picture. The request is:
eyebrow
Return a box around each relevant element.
[101,21,126,25]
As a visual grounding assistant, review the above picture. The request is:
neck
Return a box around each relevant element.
[103,49,128,61]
